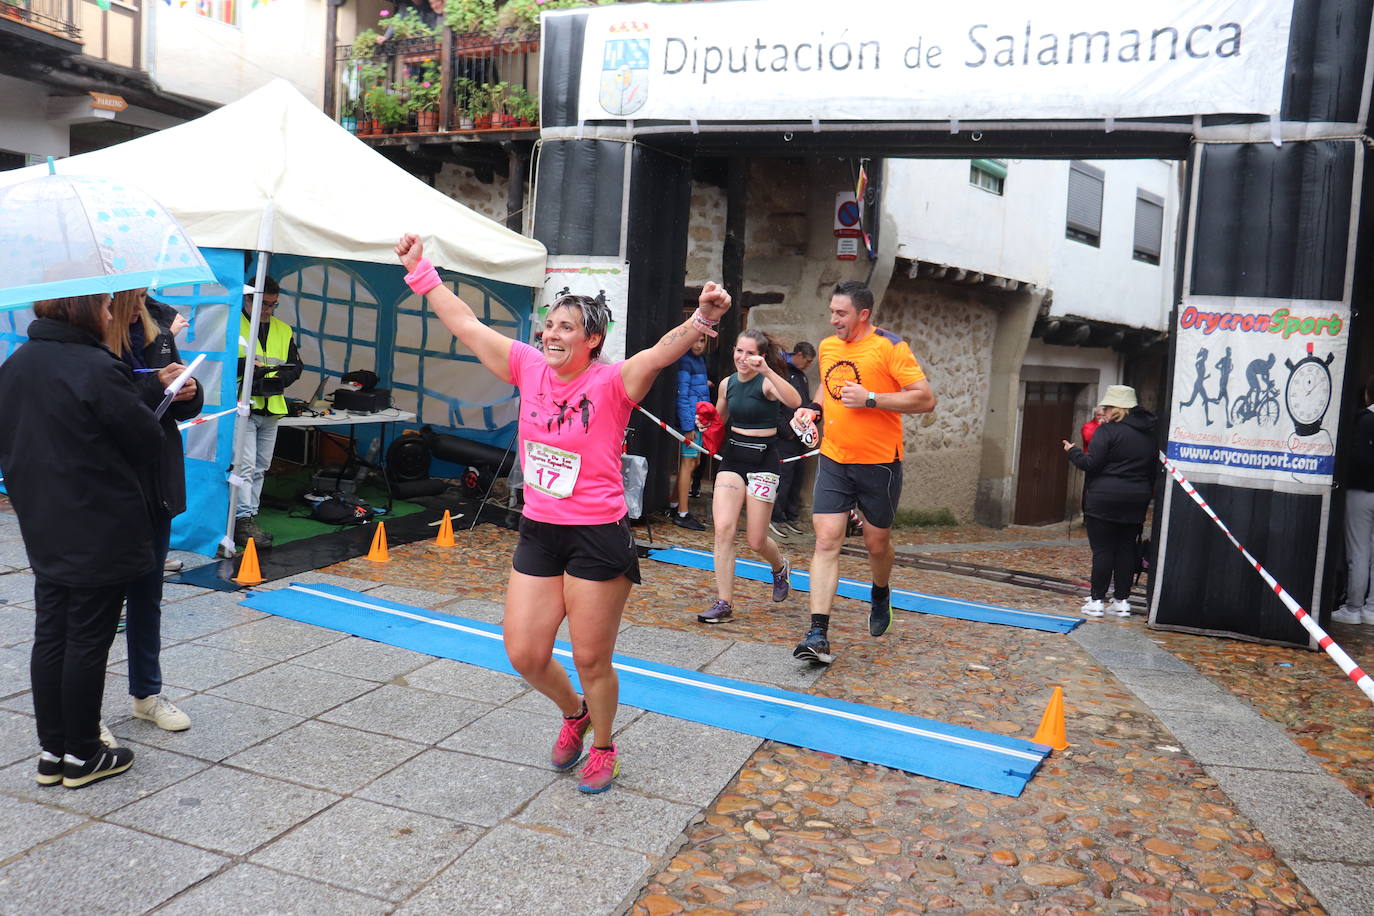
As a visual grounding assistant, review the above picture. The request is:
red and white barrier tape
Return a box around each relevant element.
[635,405,818,464]
[1161,453,1374,705]
[176,406,239,432]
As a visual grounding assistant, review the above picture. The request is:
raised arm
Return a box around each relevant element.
[396,233,514,384]
[620,281,732,402]
[758,360,802,409]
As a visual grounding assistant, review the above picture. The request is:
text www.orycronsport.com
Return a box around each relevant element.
[1173,446,1323,472]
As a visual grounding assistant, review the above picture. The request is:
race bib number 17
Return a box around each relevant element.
[524,441,582,499]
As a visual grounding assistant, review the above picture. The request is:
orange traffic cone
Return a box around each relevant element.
[435,510,454,547]
[233,537,265,586]
[1032,686,1068,750]
[367,521,390,562]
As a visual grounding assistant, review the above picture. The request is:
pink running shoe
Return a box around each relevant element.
[577,744,620,794]
[551,706,591,771]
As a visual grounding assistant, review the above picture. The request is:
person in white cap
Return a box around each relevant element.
[1062,385,1158,617]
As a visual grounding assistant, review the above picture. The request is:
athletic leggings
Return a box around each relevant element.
[1083,516,1142,601]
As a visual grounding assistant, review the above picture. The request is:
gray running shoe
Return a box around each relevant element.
[793,626,833,664]
[698,599,733,624]
[771,558,791,602]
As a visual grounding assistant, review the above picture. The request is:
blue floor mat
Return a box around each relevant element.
[241,584,1051,796]
[648,546,1081,634]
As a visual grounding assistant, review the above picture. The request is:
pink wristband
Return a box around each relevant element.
[404,257,442,296]
[691,308,719,338]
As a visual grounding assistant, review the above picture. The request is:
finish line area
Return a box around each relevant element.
[646,546,1081,634]
[241,584,1052,796]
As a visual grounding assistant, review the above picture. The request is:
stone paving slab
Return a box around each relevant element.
[398,657,530,704]
[252,572,386,592]
[0,822,226,912]
[160,581,214,603]
[1206,766,1374,865]
[397,823,651,916]
[114,692,302,762]
[613,623,732,669]
[248,797,477,901]
[1,743,209,818]
[0,538,31,571]
[513,780,702,857]
[291,635,431,682]
[108,766,337,856]
[359,747,555,826]
[703,639,826,689]
[0,645,28,697]
[155,863,391,916]
[193,615,351,661]
[366,583,462,609]
[0,707,36,768]
[225,719,424,794]
[320,682,494,744]
[139,641,278,691]
[0,570,35,604]
[1287,860,1374,916]
[207,661,378,716]
[0,603,33,648]
[157,594,268,641]
[0,791,85,861]
[612,713,764,806]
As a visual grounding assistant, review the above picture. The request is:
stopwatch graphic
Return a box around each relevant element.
[1283,341,1335,437]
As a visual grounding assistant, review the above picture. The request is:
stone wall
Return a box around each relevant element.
[435,163,511,227]
[685,181,725,286]
[878,275,1000,522]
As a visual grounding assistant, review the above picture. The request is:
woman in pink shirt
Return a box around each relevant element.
[396,234,732,793]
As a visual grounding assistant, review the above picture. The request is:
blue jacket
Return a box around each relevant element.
[676,351,710,431]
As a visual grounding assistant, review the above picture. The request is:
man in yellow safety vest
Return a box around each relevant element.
[235,276,301,547]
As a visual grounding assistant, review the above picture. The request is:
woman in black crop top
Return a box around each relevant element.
[698,329,802,625]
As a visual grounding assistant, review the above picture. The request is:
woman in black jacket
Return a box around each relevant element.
[106,288,203,733]
[1063,385,1158,618]
[0,293,166,788]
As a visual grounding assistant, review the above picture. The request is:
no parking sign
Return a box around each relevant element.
[834,191,862,238]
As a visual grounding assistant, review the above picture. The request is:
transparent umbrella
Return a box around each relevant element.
[0,163,214,310]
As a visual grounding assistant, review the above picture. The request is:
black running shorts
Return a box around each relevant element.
[811,454,903,529]
[512,515,642,584]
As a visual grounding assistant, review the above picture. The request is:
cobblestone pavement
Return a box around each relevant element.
[3,490,1372,915]
[319,509,1374,916]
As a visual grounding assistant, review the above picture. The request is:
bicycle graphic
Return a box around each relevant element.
[1229,383,1280,426]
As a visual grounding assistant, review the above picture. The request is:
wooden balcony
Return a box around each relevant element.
[0,0,82,54]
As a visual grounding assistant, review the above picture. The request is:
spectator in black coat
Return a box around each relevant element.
[0,293,165,788]
[1333,376,1374,626]
[1063,385,1157,618]
[106,288,202,732]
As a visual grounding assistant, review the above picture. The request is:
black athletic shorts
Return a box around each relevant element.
[512,515,642,584]
[718,433,781,479]
[811,454,903,529]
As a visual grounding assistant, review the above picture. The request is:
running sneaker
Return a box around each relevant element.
[793,626,834,664]
[35,754,63,787]
[1081,598,1105,618]
[784,521,806,536]
[1108,599,1132,617]
[771,558,791,602]
[869,585,892,637]
[551,705,592,771]
[673,513,706,531]
[62,746,134,789]
[577,744,620,794]
[1332,605,1364,624]
[768,521,790,540]
[698,599,733,624]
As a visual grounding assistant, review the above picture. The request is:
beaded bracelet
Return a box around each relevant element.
[691,308,721,338]
[404,257,442,296]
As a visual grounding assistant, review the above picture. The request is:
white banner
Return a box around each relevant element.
[540,257,630,363]
[574,0,1293,123]
[1166,299,1348,486]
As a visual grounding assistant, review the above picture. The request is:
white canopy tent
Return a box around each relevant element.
[0,79,546,557]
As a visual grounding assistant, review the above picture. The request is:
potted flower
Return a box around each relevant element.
[507,85,538,127]
[365,83,409,133]
[445,0,496,39]
[409,60,442,132]
[390,7,437,42]
[453,76,478,130]
[488,81,516,129]
[468,85,493,130]
[352,27,385,58]
[357,62,388,135]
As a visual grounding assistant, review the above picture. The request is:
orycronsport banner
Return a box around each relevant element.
[573,0,1294,123]
[1166,298,1349,486]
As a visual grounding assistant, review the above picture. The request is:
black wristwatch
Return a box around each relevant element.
[864,391,877,409]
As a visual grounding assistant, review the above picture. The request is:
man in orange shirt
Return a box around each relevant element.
[790,281,936,663]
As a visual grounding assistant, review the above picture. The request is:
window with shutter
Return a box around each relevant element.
[1065,161,1104,247]
[970,159,1006,195]
[1133,189,1164,265]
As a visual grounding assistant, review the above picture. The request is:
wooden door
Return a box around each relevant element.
[1014,382,1076,525]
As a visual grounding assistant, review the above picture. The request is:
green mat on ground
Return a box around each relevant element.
[255,469,426,547]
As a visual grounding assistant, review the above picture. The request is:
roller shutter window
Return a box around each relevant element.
[1066,160,1104,247]
[970,158,1007,195]
[1133,189,1165,265]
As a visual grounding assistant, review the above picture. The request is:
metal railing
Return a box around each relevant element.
[335,29,538,137]
[0,0,81,42]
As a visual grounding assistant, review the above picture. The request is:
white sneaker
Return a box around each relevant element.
[1331,605,1364,624]
[1108,599,1132,617]
[132,695,191,732]
[98,720,119,748]
[1081,598,1105,617]
[1363,608,1374,625]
